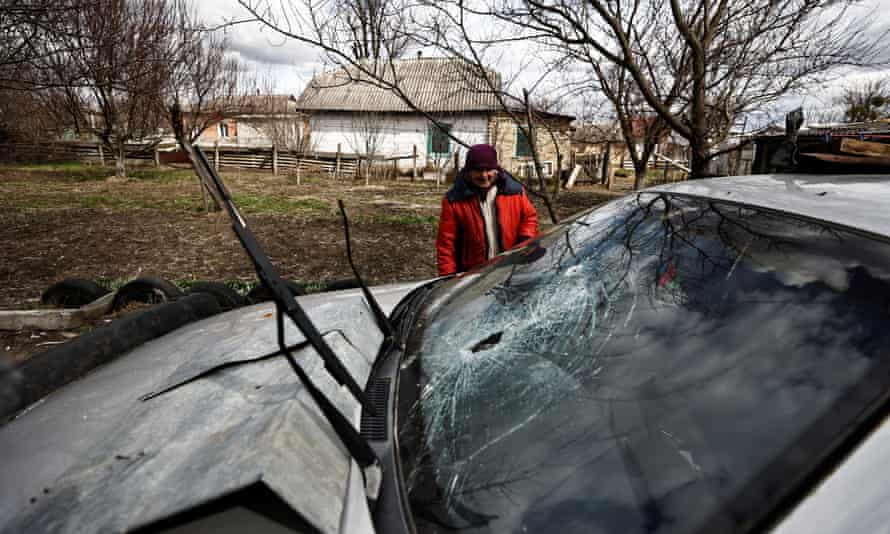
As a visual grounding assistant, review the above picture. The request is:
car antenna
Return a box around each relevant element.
[337,200,394,340]
[182,142,378,469]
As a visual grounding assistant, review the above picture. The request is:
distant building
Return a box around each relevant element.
[571,119,689,188]
[192,94,305,148]
[296,56,574,176]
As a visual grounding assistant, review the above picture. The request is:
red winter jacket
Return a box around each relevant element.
[436,170,538,276]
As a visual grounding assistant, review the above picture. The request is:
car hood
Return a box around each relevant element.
[0,281,423,534]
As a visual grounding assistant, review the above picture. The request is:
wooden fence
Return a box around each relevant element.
[200,144,359,177]
[621,157,690,171]
[0,141,365,178]
[574,149,690,191]
[0,142,158,165]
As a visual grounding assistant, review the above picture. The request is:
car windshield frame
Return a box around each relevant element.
[395,191,890,534]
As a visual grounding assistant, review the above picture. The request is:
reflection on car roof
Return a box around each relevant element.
[647,174,890,238]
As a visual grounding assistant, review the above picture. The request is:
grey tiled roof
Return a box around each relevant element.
[186,94,299,115]
[297,57,503,113]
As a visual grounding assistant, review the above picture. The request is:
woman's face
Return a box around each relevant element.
[469,167,498,190]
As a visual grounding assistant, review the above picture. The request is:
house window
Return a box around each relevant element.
[515,129,533,157]
[428,123,453,155]
[218,122,230,138]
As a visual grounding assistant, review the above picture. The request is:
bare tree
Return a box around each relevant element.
[334,0,410,60]
[166,3,243,146]
[347,111,387,185]
[839,79,889,123]
[236,0,465,144]
[28,0,179,178]
[235,0,486,194]
[17,0,238,180]
[594,64,671,189]
[0,81,63,142]
[234,1,576,222]
[489,0,886,178]
[0,1,90,89]
[255,99,313,152]
[243,90,316,184]
[165,2,247,208]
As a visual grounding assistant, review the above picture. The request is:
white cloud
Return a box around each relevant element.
[195,0,323,93]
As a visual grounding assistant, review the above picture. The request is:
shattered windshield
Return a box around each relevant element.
[399,193,890,534]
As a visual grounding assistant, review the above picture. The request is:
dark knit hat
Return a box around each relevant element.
[465,144,499,170]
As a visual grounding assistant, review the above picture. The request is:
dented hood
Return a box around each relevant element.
[0,282,422,534]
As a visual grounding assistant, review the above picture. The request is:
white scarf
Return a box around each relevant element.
[479,186,500,259]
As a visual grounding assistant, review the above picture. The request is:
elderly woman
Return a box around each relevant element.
[436,144,538,276]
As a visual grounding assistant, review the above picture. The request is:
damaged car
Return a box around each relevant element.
[392,176,890,534]
[3,152,890,533]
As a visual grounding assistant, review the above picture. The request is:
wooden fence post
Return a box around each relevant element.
[602,142,611,188]
[412,144,417,181]
[98,144,104,166]
[296,152,301,185]
[335,143,341,179]
[214,142,219,171]
[272,144,278,176]
[154,146,160,167]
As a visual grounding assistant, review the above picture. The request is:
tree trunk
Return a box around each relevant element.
[689,141,709,179]
[633,162,647,190]
[601,143,611,185]
[335,143,341,179]
[296,156,301,185]
[553,152,562,199]
[272,144,278,175]
[198,176,209,212]
[115,143,126,178]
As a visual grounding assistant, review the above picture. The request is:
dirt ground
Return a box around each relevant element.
[0,162,621,362]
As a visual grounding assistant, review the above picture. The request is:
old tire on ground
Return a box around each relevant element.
[3,293,221,422]
[246,279,305,304]
[320,278,362,292]
[111,277,183,311]
[186,282,245,311]
[40,278,110,308]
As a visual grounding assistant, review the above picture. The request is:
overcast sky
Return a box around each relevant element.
[198,0,890,126]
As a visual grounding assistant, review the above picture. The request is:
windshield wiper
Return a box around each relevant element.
[338,200,393,340]
[182,142,378,471]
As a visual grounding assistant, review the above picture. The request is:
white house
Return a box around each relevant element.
[296,57,574,176]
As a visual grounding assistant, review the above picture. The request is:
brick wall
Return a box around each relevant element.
[487,114,572,178]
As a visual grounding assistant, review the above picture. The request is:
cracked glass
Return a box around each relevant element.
[398,193,890,534]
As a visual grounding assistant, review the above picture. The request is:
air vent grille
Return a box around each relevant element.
[360,378,391,441]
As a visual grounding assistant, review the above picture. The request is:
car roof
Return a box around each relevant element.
[646,174,890,239]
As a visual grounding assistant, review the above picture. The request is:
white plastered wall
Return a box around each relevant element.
[308,112,489,172]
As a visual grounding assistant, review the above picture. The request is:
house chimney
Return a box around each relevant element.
[417,50,422,60]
